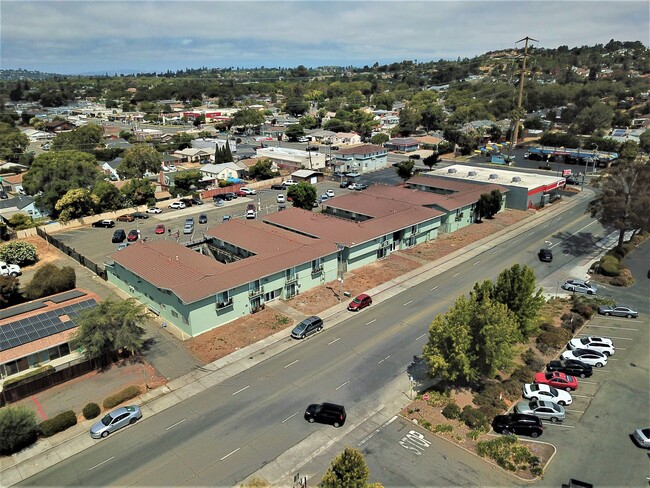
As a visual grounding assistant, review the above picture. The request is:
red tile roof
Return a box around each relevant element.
[336,144,387,156]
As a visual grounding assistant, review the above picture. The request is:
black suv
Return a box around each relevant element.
[492,413,543,438]
[538,248,553,262]
[546,359,593,378]
[291,316,323,339]
[111,229,126,243]
[304,402,346,428]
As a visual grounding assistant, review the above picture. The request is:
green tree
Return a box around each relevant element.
[395,159,415,182]
[287,182,317,210]
[8,213,35,231]
[371,92,395,111]
[172,170,202,193]
[0,123,29,162]
[55,188,100,222]
[397,107,419,136]
[299,114,319,129]
[588,158,650,252]
[231,108,265,131]
[23,264,76,300]
[93,180,125,212]
[639,130,650,153]
[475,194,491,221]
[0,406,39,455]
[22,150,100,216]
[72,298,147,357]
[422,152,439,170]
[419,105,445,132]
[284,124,306,141]
[0,276,23,308]
[321,447,382,488]
[121,178,156,205]
[573,102,614,135]
[51,124,103,153]
[222,143,234,163]
[370,133,389,146]
[0,241,37,266]
[249,159,277,180]
[117,144,162,178]
[284,94,309,117]
[493,264,545,340]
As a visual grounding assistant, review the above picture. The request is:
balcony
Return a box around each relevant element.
[248,287,264,297]
[311,265,323,275]
[285,273,299,284]
[216,298,233,310]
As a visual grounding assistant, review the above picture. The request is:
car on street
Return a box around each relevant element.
[632,427,650,448]
[291,315,323,339]
[562,279,598,295]
[538,248,553,262]
[116,214,136,222]
[546,359,593,378]
[597,305,638,318]
[92,219,115,228]
[130,212,149,220]
[89,405,142,439]
[304,402,346,428]
[198,214,208,224]
[492,413,543,438]
[146,207,162,214]
[326,189,335,198]
[127,230,139,242]
[561,348,607,368]
[348,293,372,311]
[297,136,309,143]
[271,183,285,190]
[155,224,166,234]
[238,187,257,195]
[111,229,126,243]
[168,202,186,209]
[533,371,578,391]
[522,383,573,405]
[567,336,615,356]
[513,400,565,423]
[306,146,319,152]
[277,194,286,203]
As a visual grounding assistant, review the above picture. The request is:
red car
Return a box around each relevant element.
[348,293,372,311]
[155,224,166,234]
[533,371,578,391]
[127,229,139,242]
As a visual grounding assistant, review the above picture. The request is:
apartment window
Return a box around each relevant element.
[171,310,179,318]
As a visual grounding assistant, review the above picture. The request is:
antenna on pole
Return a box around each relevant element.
[508,36,538,160]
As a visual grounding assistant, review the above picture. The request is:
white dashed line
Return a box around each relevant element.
[492,250,498,254]
[328,338,340,345]
[89,457,114,471]
[378,356,390,364]
[336,381,350,390]
[281,412,300,423]
[579,380,598,385]
[232,385,250,396]
[403,300,413,306]
[220,448,240,461]
[452,273,460,278]
[472,261,481,266]
[366,319,376,326]
[284,360,299,368]
[572,394,593,399]
[544,423,575,429]
[165,419,187,431]
[565,409,585,414]
[430,285,438,292]
[416,333,426,341]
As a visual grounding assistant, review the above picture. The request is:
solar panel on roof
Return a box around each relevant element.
[48,289,87,303]
[27,332,40,341]
[54,322,68,333]
[0,301,47,320]
[8,338,21,348]
[0,340,10,351]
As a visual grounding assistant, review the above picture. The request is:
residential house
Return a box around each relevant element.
[44,120,76,133]
[20,128,53,142]
[1,174,25,195]
[101,157,122,180]
[385,137,420,152]
[413,135,443,151]
[307,129,336,144]
[290,169,324,184]
[200,163,244,183]
[0,196,47,222]
[333,144,388,173]
[332,132,362,145]
[104,138,132,150]
[174,147,213,163]
[256,147,326,171]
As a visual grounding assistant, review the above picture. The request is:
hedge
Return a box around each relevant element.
[536,327,571,354]
[571,301,595,320]
[2,365,55,389]
[441,402,461,420]
[39,410,77,437]
[459,405,489,430]
[599,255,620,276]
[103,385,141,409]
[82,402,101,420]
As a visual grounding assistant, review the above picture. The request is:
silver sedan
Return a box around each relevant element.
[514,400,565,422]
[90,405,142,439]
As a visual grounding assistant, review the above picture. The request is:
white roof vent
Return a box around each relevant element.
[511,176,522,182]
[468,171,477,177]
[447,168,457,174]
[489,173,499,180]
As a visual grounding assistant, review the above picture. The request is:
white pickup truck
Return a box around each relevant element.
[0,261,21,277]
[282,179,298,186]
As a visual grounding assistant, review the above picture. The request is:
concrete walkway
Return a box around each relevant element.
[0,189,597,486]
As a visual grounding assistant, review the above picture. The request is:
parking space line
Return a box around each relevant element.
[592,317,641,324]
[579,334,633,340]
[452,272,460,278]
[608,358,618,361]
[472,261,481,266]
[430,285,438,292]
[378,356,390,364]
[587,324,638,331]
[565,409,585,414]
[579,380,598,385]
[89,457,114,471]
[165,418,187,431]
[543,423,575,429]
[572,394,593,399]
[232,385,250,396]
[491,250,498,254]
[284,360,299,369]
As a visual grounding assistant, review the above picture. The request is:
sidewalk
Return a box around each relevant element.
[0,189,597,486]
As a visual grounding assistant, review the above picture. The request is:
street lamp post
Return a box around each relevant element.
[336,243,345,302]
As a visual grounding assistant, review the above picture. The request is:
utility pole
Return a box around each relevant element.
[508,36,538,160]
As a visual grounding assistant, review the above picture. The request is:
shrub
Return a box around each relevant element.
[467,426,486,440]
[0,406,39,455]
[522,348,545,372]
[433,423,454,434]
[536,327,571,354]
[611,269,634,286]
[560,312,584,333]
[478,403,504,422]
[501,379,522,402]
[2,365,55,389]
[477,435,539,473]
[0,241,38,266]
[420,420,432,430]
[421,389,451,407]
[24,264,76,300]
[459,405,489,430]
[599,255,620,276]
[473,384,506,411]
[39,410,77,437]
[103,385,141,409]
[538,322,554,332]
[510,365,534,383]
[82,402,101,420]
[571,301,595,320]
[442,402,461,420]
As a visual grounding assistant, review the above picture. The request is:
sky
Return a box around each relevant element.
[1,1,648,75]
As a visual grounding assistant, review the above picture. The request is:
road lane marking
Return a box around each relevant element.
[284,360,299,368]
[165,418,187,431]
[415,333,426,341]
[430,286,438,292]
[336,381,350,390]
[472,261,481,266]
[587,325,638,331]
[281,412,300,423]
[565,409,585,414]
[366,319,376,326]
[232,385,250,396]
[528,231,534,235]
[543,423,575,429]
[492,250,498,254]
[579,380,598,385]
[378,356,390,364]
[328,338,340,345]
[220,448,240,461]
[452,273,460,278]
[403,300,413,306]
[89,457,114,471]
[572,394,593,399]
[512,239,519,244]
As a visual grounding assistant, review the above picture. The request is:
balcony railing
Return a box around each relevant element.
[216,298,233,310]
[285,273,299,284]
[248,287,264,297]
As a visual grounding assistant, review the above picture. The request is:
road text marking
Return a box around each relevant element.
[399,430,431,456]
[165,418,187,431]
[220,448,240,461]
[232,385,250,396]
[89,457,114,471]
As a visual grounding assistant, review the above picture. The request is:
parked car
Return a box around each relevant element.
[354,183,368,191]
[326,189,335,198]
[567,336,614,356]
[117,214,136,222]
[565,175,581,185]
[271,183,285,190]
[92,219,115,228]
[111,229,126,243]
[116,243,129,251]
[146,207,162,214]
[223,192,237,200]
[130,212,149,220]
[522,383,573,405]
[340,180,351,188]
[513,400,565,423]
[291,315,323,339]
[538,248,553,262]
[306,146,319,152]
[222,215,231,223]
[597,305,638,318]
[155,224,166,234]
[283,179,298,186]
[189,198,203,205]
[238,187,257,195]
[215,199,225,207]
[277,194,286,203]
[492,413,543,438]
[127,230,139,242]
[304,402,346,428]
[89,405,142,439]
[562,279,597,295]
[198,214,208,224]
[168,202,186,209]
[330,145,340,151]
[561,348,608,368]
[632,427,650,448]
[320,193,329,201]
[546,359,593,378]
[533,371,578,391]
[297,136,309,143]
[348,293,372,311]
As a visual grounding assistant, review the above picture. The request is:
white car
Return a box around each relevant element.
[168,202,187,209]
[326,189,335,198]
[146,207,162,214]
[283,179,298,186]
[239,187,257,195]
[561,348,608,367]
[562,279,598,295]
[522,383,573,406]
[567,336,615,356]
[277,194,286,203]
[297,137,309,143]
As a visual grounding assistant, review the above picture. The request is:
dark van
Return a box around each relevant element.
[291,316,323,339]
[112,229,126,243]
